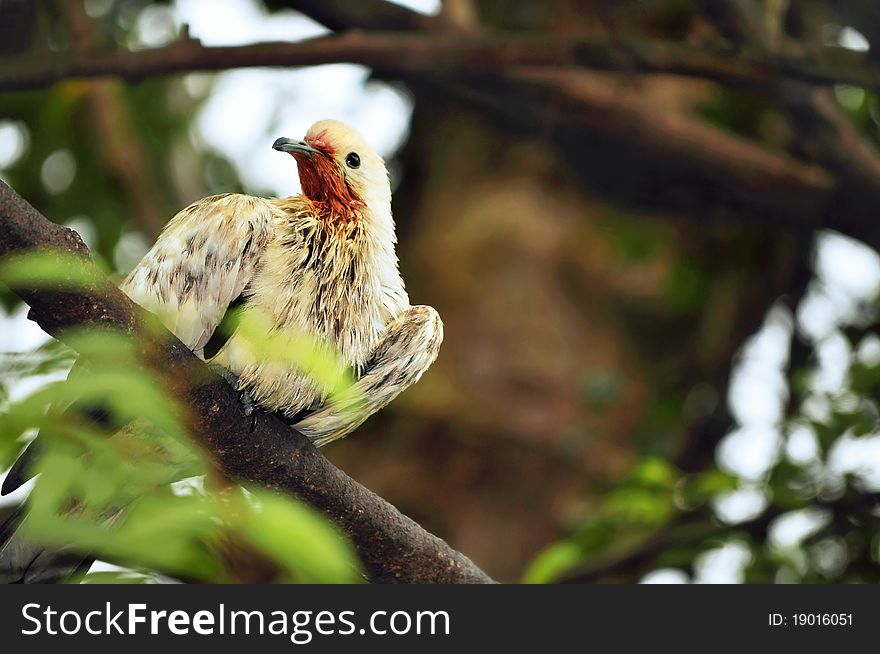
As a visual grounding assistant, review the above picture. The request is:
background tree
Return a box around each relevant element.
[1,0,879,583]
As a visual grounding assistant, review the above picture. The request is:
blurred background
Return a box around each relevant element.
[2,0,880,583]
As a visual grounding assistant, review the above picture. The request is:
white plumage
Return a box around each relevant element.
[121,120,442,445]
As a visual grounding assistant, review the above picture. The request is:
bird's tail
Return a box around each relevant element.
[0,504,93,584]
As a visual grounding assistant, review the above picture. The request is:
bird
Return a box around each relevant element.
[0,118,443,582]
[118,118,443,444]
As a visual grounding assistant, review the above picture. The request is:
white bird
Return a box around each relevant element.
[121,118,443,445]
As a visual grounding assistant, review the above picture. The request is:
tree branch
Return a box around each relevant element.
[508,68,835,219]
[0,179,495,584]
[0,30,879,93]
[696,0,880,225]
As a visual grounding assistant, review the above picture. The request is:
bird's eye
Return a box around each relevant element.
[345,152,360,169]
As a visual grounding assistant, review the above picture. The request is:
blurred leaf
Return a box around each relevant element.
[0,250,106,290]
[2,313,359,584]
[629,458,678,490]
[680,469,738,506]
[612,225,658,264]
[605,487,674,526]
[665,261,710,313]
[522,541,582,584]
[80,570,156,584]
[232,489,361,584]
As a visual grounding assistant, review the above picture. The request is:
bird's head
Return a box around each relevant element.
[273,120,391,226]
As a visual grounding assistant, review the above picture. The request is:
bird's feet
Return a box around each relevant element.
[208,364,257,430]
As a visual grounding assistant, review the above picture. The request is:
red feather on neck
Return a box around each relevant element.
[294,134,364,224]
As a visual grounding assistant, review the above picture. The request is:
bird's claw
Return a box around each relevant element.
[239,388,256,417]
[241,390,257,432]
[208,364,257,430]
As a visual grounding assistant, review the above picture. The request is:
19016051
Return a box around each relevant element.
[769,613,853,627]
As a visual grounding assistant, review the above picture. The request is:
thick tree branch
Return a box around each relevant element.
[508,68,835,219]
[0,180,494,584]
[0,30,879,93]
[695,0,880,225]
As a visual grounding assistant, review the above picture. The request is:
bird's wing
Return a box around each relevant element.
[0,194,280,499]
[121,193,279,355]
[293,305,443,447]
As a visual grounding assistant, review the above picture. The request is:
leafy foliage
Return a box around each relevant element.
[3,0,880,585]
[526,289,880,583]
[0,256,362,584]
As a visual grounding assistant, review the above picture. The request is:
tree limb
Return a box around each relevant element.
[695,0,880,228]
[509,67,835,220]
[0,179,495,584]
[1,30,879,93]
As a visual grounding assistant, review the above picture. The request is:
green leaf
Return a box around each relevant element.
[0,250,105,290]
[522,541,582,584]
[681,469,738,505]
[233,489,361,584]
[80,570,156,584]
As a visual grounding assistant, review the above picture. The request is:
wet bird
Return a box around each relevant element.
[0,119,442,582]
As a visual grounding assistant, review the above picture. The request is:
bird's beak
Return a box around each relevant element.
[272,137,321,157]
